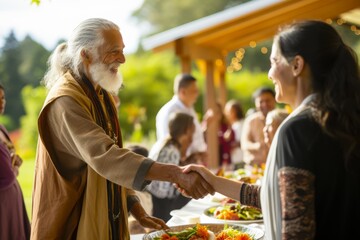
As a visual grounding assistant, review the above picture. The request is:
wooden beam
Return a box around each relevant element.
[204,60,219,169]
[189,0,360,51]
[175,38,223,61]
[180,56,192,73]
[217,59,227,107]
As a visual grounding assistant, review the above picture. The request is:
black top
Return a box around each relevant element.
[276,109,360,239]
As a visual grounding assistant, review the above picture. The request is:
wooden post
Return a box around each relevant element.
[217,58,227,108]
[180,56,191,73]
[205,60,219,169]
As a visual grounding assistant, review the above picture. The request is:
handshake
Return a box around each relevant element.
[173,164,218,199]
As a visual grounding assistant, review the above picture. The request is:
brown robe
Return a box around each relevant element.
[31,72,154,240]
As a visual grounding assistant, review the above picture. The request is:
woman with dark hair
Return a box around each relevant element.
[181,20,360,239]
[0,84,30,239]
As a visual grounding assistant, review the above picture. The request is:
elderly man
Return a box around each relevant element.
[31,18,214,240]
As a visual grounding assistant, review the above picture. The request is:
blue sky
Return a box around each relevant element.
[0,0,144,53]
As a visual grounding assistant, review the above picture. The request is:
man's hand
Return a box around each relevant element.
[130,202,168,230]
[175,167,215,199]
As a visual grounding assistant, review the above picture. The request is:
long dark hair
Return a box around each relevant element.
[276,20,360,172]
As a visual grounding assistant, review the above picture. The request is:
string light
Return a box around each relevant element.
[261,47,268,54]
[249,41,257,48]
[336,18,345,25]
[325,18,333,24]
[227,17,359,73]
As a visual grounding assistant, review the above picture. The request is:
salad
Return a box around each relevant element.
[154,223,253,240]
[206,203,262,221]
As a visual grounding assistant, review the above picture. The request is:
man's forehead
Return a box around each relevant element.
[101,29,124,47]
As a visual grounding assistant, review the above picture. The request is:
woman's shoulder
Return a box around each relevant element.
[280,109,319,134]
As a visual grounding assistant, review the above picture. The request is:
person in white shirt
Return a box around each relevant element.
[156,73,207,164]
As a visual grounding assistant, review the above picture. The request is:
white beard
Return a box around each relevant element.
[89,62,123,94]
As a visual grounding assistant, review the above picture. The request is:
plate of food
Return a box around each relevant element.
[203,203,263,224]
[142,223,264,240]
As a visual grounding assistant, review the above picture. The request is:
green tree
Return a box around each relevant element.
[119,51,180,140]
[19,35,50,86]
[132,0,250,34]
[0,31,25,130]
[226,70,274,112]
[19,85,47,158]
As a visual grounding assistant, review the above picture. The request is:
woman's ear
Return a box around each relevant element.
[292,55,305,77]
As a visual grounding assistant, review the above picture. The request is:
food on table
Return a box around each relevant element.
[154,223,253,240]
[206,203,262,221]
[216,167,263,184]
[219,197,236,205]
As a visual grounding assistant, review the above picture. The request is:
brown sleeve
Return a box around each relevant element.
[41,96,154,190]
[278,167,316,240]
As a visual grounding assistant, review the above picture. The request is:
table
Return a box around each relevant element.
[131,193,265,239]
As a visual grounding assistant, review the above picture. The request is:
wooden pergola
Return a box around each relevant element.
[143,0,360,168]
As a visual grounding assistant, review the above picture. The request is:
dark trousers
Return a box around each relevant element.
[151,194,191,222]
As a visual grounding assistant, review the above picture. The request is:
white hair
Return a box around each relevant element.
[42,18,119,89]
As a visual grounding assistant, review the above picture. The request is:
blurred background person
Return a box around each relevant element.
[241,87,276,167]
[224,99,245,169]
[156,73,207,165]
[211,102,236,170]
[148,112,195,221]
[0,84,30,240]
[263,109,289,149]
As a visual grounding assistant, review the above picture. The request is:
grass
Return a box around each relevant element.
[17,159,35,219]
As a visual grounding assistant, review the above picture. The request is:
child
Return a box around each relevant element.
[147,112,195,221]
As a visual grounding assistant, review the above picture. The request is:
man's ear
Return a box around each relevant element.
[81,49,92,64]
[292,55,305,77]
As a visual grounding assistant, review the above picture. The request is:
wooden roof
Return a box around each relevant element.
[142,0,360,61]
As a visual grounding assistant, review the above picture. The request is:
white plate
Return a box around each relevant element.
[143,223,264,240]
[170,210,200,224]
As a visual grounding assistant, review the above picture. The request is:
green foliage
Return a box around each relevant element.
[17,159,35,218]
[0,31,25,129]
[19,35,50,86]
[226,71,273,112]
[31,0,41,5]
[119,51,180,140]
[0,31,50,130]
[233,40,272,72]
[133,0,250,34]
[19,85,47,158]
[0,115,14,130]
